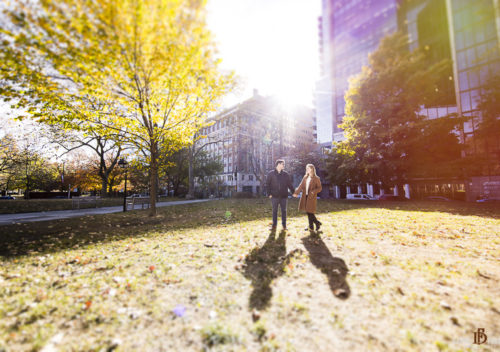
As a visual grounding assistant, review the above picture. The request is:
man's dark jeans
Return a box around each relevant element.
[271,197,288,228]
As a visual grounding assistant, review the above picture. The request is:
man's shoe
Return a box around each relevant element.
[305,227,314,231]
[315,221,322,231]
[270,226,277,231]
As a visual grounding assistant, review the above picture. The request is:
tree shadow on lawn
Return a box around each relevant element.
[0,199,322,258]
[0,198,497,258]
[240,228,350,312]
[336,199,500,220]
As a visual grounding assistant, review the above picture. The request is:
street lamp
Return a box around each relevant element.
[118,158,129,212]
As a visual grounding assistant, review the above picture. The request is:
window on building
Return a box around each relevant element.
[470,89,480,110]
[241,174,245,181]
[459,71,468,91]
[468,70,479,89]
[461,91,471,111]
[249,175,253,181]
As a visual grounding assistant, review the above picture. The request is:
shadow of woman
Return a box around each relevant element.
[301,231,350,299]
[241,229,301,311]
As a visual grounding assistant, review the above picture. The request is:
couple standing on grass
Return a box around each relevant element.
[266,159,322,231]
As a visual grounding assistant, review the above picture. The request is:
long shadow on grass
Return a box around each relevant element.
[241,229,302,310]
[302,231,350,299]
[0,199,497,258]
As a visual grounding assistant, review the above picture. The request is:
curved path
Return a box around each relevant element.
[0,199,213,226]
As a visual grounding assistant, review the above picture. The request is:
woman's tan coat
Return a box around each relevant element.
[293,175,322,213]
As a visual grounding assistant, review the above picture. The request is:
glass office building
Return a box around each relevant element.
[316,0,500,199]
[447,0,500,154]
[447,0,500,198]
[316,0,399,144]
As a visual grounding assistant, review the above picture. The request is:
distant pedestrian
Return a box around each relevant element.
[266,159,295,231]
[293,164,322,231]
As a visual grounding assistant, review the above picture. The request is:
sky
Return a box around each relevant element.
[206,0,322,108]
[0,0,322,135]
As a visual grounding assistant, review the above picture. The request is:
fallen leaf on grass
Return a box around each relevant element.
[440,301,451,310]
[4,273,21,279]
[67,256,81,264]
[94,266,110,272]
[477,270,492,280]
[113,276,125,283]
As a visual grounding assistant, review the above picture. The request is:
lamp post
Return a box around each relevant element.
[118,158,128,212]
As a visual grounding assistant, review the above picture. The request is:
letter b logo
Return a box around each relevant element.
[473,328,487,345]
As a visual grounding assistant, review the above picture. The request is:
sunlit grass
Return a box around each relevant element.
[0,199,498,351]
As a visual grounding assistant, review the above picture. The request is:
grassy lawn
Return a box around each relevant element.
[0,199,499,351]
[0,196,179,214]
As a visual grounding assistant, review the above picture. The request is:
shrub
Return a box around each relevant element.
[232,192,255,199]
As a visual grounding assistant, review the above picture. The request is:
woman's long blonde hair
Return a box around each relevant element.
[305,164,317,177]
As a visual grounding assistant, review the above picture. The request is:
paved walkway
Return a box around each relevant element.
[0,199,213,226]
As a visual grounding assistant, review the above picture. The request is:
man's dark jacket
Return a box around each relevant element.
[266,170,294,198]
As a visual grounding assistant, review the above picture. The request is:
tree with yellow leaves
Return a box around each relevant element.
[0,0,234,215]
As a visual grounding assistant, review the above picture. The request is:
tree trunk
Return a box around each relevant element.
[149,141,158,216]
[101,179,108,198]
[187,146,195,199]
[108,181,114,196]
[24,162,30,200]
[173,179,180,197]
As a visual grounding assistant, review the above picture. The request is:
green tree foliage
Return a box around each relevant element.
[50,127,126,197]
[0,0,234,214]
[164,148,222,197]
[329,32,463,190]
[288,142,325,181]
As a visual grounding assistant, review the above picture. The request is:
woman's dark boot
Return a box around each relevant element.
[306,214,314,230]
[315,220,322,231]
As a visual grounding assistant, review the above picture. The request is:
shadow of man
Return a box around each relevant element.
[242,229,301,311]
[301,231,350,299]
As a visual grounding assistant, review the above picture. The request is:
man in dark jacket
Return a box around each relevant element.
[266,159,296,230]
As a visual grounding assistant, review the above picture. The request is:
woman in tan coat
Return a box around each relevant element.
[293,164,322,231]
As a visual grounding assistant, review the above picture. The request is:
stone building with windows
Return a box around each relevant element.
[194,91,315,197]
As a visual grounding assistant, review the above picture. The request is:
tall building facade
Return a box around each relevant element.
[315,0,500,200]
[446,0,500,199]
[195,92,315,197]
[314,4,335,146]
[315,0,399,145]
